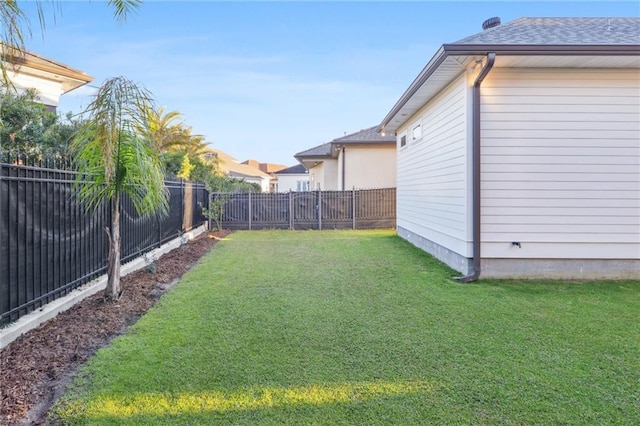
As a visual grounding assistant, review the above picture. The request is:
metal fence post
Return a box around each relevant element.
[318,190,322,230]
[180,179,184,232]
[352,187,356,230]
[208,192,212,231]
[289,191,293,230]
[248,191,252,230]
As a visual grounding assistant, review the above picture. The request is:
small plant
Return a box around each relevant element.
[143,252,157,274]
[202,193,228,231]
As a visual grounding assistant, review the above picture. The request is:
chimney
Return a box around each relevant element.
[482,17,501,30]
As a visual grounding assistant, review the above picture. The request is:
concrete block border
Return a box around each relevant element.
[0,224,208,350]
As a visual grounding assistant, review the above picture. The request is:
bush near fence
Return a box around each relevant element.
[213,187,396,230]
[0,161,208,326]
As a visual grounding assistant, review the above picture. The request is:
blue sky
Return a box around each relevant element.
[22,1,639,165]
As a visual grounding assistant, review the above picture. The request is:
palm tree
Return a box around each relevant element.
[72,76,168,301]
[139,106,190,152]
[141,106,211,156]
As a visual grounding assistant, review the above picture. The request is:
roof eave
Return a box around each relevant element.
[378,46,448,134]
[2,48,94,93]
[379,43,640,133]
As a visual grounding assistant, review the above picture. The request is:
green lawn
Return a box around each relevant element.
[52,230,640,425]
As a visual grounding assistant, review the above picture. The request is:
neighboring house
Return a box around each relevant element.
[274,164,309,192]
[2,46,93,112]
[242,159,287,175]
[242,159,287,192]
[206,148,272,192]
[378,17,640,280]
[295,126,396,190]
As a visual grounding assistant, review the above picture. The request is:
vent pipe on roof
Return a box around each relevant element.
[482,17,501,30]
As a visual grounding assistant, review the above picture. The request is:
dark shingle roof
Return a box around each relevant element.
[455,17,640,46]
[332,126,396,144]
[295,126,395,161]
[294,142,333,158]
[276,164,307,174]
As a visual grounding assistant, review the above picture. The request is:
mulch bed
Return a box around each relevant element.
[0,230,229,425]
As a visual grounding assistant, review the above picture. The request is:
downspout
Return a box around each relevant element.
[456,52,495,283]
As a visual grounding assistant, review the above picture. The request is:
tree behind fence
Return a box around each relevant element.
[0,162,208,326]
[213,188,396,230]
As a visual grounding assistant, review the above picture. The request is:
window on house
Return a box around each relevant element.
[412,124,422,140]
[400,135,407,147]
[297,180,309,191]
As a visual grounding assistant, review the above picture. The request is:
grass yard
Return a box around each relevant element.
[52,230,640,425]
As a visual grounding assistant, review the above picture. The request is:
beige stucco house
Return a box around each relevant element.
[207,148,273,192]
[379,17,639,280]
[295,126,396,190]
[2,46,93,112]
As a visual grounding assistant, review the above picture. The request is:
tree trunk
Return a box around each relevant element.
[105,194,122,301]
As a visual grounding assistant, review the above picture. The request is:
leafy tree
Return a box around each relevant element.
[162,147,220,183]
[72,76,168,301]
[202,174,260,231]
[176,153,194,180]
[205,174,260,193]
[0,89,83,163]
[189,154,219,183]
[0,89,54,152]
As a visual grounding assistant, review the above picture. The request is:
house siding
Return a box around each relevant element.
[341,145,396,190]
[309,163,324,190]
[276,173,309,192]
[480,68,640,261]
[309,160,339,190]
[8,71,64,108]
[397,74,471,261]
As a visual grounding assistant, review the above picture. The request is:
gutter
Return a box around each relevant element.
[441,43,640,56]
[455,52,495,283]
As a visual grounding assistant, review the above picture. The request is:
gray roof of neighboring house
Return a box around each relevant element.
[455,17,640,46]
[332,126,396,144]
[295,126,395,160]
[276,164,308,174]
[295,142,333,159]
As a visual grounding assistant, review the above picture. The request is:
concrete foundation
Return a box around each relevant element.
[397,226,472,275]
[397,227,639,281]
[481,258,640,280]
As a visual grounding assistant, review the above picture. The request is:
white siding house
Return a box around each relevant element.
[274,164,309,192]
[381,17,640,280]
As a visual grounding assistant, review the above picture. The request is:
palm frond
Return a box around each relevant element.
[72,76,168,218]
[108,0,141,23]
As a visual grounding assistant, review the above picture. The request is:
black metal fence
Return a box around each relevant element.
[213,188,396,230]
[0,162,208,326]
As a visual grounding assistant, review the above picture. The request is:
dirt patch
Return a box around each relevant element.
[0,230,230,425]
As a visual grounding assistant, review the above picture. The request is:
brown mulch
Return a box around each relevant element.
[0,230,230,425]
